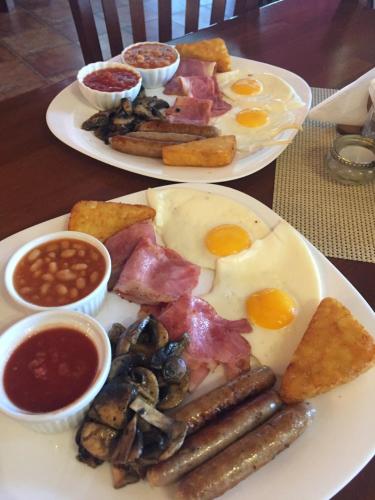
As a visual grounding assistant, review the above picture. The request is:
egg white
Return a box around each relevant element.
[216,70,304,109]
[147,188,270,270]
[202,221,321,374]
[213,101,300,151]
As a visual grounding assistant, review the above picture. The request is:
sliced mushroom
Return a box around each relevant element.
[79,421,119,461]
[128,428,144,462]
[76,445,103,468]
[138,428,168,465]
[121,98,133,116]
[108,322,126,355]
[162,356,187,383]
[157,372,189,411]
[82,110,111,130]
[130,396,188,460]
[111,464,140,489]
[129,367,159,406]
[111,414,138,465]
[126,316,169,358]
[88,381,137,429]
[150,334,189,370]
[108,352,146,380]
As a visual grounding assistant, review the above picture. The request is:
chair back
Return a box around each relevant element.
[69,0,260,64]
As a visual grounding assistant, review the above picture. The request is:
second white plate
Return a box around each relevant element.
[46,56,311,183]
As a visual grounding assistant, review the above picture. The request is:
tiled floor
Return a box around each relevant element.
[0,0,238,102]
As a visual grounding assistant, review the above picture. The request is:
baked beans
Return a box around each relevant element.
[14,238,106,306]
[124,43,177,69]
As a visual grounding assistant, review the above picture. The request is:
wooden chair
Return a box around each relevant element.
[68,0,260,64]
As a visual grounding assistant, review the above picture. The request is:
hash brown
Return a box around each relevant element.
[176,38,231,73]
[69,200,155,241]
[280,297,375,403]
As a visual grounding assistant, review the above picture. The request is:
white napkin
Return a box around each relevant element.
[308,68,375,125]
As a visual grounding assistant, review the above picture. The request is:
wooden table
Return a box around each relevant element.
[0,0,374,497]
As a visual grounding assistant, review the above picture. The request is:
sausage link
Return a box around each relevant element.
[172,366,276,434]
[176,403,315,500]
[147,390,282,486]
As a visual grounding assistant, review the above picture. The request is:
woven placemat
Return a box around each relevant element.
[273,87,375,263]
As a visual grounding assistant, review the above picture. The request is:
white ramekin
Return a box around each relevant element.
[77,61,142,110]
[4,231,111,317]
[0,310,111,433]
[121,42,180,89]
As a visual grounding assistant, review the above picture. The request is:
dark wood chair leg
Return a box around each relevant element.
[0,0,9,13]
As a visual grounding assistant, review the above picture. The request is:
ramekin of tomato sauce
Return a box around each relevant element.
[77,61,142,110]
[0,311,111,433]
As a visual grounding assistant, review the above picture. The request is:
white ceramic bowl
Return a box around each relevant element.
[77,61,142,110]
[0,310,111,433]
[121,42,180,89]
[4,231,111,316]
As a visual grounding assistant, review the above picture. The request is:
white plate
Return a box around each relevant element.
[0,184,374,500]
[46,56,311,183]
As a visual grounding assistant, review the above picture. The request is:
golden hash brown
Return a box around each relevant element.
[162,135,236,168]
[176,38,231,73]
[280,297,375,403]
[68,200,155,241]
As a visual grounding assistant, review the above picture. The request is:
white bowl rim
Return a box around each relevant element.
[4,230,111,312]
[0,310,111,423]
[121,41,180,73]
[77,60,142,96]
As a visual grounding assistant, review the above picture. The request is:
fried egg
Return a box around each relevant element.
[213,101,299,151]
[216,70,304,109]
[147,188,270,270]
[203,221,321,374]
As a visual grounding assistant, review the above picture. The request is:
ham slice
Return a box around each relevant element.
[113,240,200,305]
[178,76,232,117]
[164,58,216,95]
[154,294,252,389]
[105,220,156,290]
[165,96,213,126]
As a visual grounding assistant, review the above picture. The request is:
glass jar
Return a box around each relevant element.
[326,134,375,185]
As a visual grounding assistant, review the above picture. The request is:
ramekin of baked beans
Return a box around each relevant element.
[121,42,180,89]
[5,231,111,316]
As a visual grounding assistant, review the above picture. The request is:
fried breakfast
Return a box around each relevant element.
[68,200,155,241]
[79,37,305,167]
[3,170,374,496]
[280,297,375,403]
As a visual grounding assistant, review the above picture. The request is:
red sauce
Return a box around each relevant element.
[4,327,98,413]
[83,67,140,92]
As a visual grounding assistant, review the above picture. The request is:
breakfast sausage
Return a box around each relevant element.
[176,402,315,500]
[147,390,282,486]
[137,120,220,138]
[110,135,176,158]
[172,366,276,434]
[126,131,204,143]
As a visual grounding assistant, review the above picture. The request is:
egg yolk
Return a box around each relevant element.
[231,78,262,96]
[246,288,296,329]
[235,108,269,128]
[205,224,251,257]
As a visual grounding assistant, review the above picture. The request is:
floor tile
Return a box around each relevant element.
[0,9,43,36]
[24,42,84,78]
[3,25,70,56]
[33,0,74,25]
[0,43,16,62]
[0,59,45,98]
[53,18,79,43]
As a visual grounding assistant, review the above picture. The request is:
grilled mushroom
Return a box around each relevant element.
[111,464,140,489]
[111,414,138,465]
[88,381,137,429]
[79,421,119,461]
[82,110,111,130]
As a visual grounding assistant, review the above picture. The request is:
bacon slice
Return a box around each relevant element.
[165,96,213,126]
[113,240,200,305]
[154,294,252,389]
[105,220,156,290]
[164,58,216,95]
[177,76,232,117]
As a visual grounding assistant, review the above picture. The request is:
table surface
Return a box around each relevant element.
[0,0,374,497]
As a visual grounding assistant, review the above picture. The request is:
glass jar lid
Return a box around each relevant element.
[331,134,375,168]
